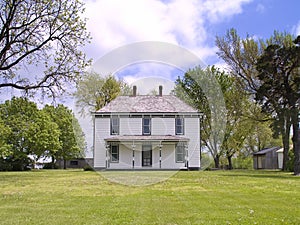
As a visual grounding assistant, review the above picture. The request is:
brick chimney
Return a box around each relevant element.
[132,85,137,97]
[159,85,163,96]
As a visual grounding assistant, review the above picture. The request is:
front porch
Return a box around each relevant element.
[104,135,189,170]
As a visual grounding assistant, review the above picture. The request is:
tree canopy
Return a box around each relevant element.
[255,36,300,174]
[74,73,131,115]
[0,97,85,170]
[0,0,91,97]
[216,29,300,173]
[174,66,250,168]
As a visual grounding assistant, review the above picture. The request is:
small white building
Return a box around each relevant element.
[92,86,201,170]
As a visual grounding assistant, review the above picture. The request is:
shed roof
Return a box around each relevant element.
[96,95,198,113]
[253,147,282,155]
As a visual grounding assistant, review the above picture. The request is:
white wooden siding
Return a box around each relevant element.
[94,118,110,168]
[161,143,184,168]
[120,118,142,135]
[184,117,200,168]
[109,145,132,169]
[152,118,175,135]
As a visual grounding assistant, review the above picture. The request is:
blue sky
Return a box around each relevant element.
[83,0,300,94]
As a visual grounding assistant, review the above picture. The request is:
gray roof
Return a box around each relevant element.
[97,95,198,113]
[105,135,189,142]
[253,147,281,155]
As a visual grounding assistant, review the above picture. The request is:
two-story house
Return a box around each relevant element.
[92,85,201,170]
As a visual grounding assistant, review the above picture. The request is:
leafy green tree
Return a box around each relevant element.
[43,105,86,169]
[0,97,60,170]
[255,36,300,175]
[174,66,233,168]
[74,72,131,115]
[0,0,91,97]
[220,77,251,169]
[27,110,61,165]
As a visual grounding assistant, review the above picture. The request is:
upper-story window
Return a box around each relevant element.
[142,117,151,135]
[175,117,184,135]
[111,117,119,135]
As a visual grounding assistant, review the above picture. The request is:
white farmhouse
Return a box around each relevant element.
[92,86,201,170]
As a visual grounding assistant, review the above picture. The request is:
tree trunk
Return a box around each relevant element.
[292,111,300,175]
[51,156,55,169]
[294,129,300,175]
[227,155,233,170]
[214,155,220,169]
[282,131,290,171]
[63,159,67,170]
[281,113,291,171]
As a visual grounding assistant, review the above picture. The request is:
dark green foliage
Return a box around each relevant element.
[255,35,300,174]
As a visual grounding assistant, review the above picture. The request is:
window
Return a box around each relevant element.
[70,160,78,166]
[110,144,119,162]
[111,117,119,135]
[143,117,151,135]
[175,117,184,135]
[176,143,185,163]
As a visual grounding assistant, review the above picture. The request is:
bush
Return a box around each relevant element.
[232,157,253,170]
[0,156,33,171]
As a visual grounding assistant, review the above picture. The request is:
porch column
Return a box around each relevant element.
[105,143,110,168]
[185,144,189,168]
[132,143,136,169]
[159,142,163,169]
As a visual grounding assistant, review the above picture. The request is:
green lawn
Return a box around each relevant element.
[0,170,299,225]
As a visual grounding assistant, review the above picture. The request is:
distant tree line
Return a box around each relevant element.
[0,97,85,171]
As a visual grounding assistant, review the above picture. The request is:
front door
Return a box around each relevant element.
[142,145,152,167]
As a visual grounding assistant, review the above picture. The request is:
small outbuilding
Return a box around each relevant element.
[253,147,283,169]
[55,158,94,169]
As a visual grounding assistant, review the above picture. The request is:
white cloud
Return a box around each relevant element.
[293,21,300,36]
[84,0,252,80]
[255,3,265,13]
[202,0,252,23]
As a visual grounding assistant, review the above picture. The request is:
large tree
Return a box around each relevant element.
[255,36,300,175]
[0,97,60,170]
[74,72,131,115]
[216,29,297,171]
[43,104,86,169]
[220,77,252,169]
[174,66,239,168]
[0,0,90,97]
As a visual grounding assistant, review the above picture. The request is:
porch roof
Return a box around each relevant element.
[104,135,189,142]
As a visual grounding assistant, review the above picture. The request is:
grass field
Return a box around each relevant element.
[0,169,299,225]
